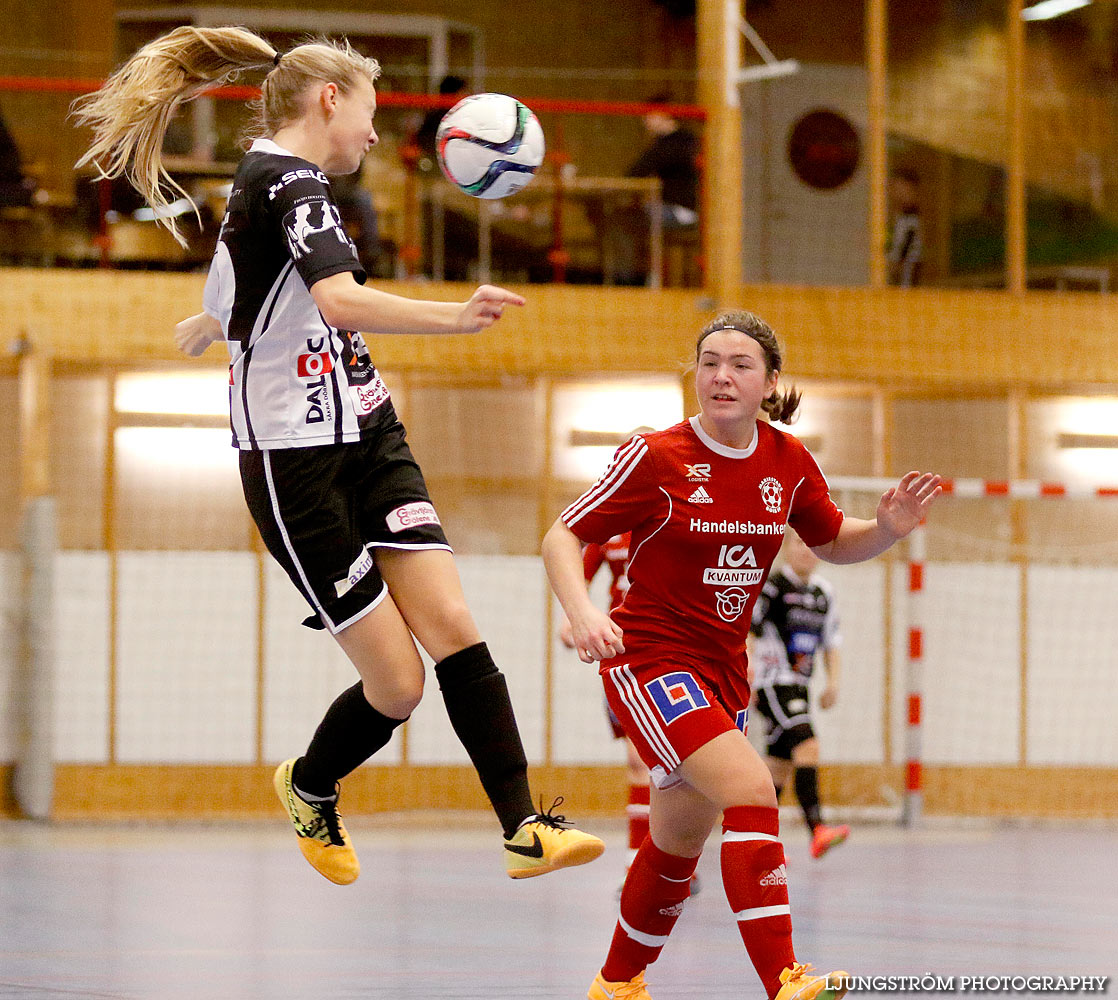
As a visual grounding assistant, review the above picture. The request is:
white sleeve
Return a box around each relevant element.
[202,242,235,337]
[820,579,842,650]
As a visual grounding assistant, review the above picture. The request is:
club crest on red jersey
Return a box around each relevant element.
[759,476,783,514]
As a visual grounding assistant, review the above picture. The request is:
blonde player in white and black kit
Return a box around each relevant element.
[74,25,603,886]
[750,531,850,859]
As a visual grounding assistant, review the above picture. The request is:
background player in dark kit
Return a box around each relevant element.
[750,530,850,859]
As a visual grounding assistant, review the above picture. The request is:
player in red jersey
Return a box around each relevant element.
[543,311,942,1000]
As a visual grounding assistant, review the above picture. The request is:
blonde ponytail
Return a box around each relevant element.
[73,25,277,244]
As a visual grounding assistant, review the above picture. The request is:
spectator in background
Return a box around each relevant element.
[416,74,468,170]
[601,95,700,286]
[628,96,699,231]
[887,169,923,287]
[0,106,36,207]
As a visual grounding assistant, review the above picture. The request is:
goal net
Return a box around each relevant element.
[818,478,1118,822]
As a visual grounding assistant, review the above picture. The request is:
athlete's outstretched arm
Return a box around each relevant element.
[542,518,625,664]
[174,311,224,356]
[311,273,525,335]
[811,471,942,565]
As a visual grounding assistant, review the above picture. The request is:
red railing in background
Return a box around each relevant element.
[1,76,705,283]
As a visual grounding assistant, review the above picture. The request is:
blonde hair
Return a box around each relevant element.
[73,25,380,244]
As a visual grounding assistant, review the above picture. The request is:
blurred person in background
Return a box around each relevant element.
[600,95,699,286]
[0,105,37,208]
[749,530,849,859]
[416,74,468,170]
[628,96,699,232]
[887,168,923,287]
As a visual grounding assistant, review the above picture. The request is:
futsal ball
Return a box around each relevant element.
[435,93,545,199]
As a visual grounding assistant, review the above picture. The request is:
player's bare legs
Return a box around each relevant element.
[375,547,603,876]
[333,595,426,718]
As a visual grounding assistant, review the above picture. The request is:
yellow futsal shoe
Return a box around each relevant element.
[588,970,652,1000]
[273,758,359,886]
[504,797,605,879]
[774,963,850,1000]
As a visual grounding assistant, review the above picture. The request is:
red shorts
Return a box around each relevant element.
[600,651,751,789]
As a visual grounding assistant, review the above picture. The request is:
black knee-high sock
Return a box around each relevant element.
[794,765,823,832]
[434,642,534,838]
[292,681,407,798]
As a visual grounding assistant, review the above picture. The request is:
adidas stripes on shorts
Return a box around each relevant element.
[599,651,752,789]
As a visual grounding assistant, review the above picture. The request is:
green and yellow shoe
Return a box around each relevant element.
[273,758,359,886]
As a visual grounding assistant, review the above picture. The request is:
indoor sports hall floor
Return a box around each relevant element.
[1,814,1114,999]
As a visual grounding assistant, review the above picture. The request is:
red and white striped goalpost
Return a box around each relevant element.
[827,476,1118,827]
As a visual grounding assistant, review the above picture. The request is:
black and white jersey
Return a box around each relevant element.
[749,566,840,687]
[204,138,398,450]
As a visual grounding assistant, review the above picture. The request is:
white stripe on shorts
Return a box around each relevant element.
[329,581,390,635]
[263,452,335,632]
[609,664,680,771]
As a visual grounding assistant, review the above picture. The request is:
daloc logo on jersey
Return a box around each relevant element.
[645,671,710,725]
[301,336,333,425]
[297,352,333,377]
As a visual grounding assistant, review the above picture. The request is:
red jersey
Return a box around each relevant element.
[562,417,843,678]
[583,532,632,611]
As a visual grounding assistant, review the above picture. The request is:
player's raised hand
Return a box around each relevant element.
[877,471,943,539]
[456,284,526,333]
[174,312,224,357]
[567,607,625,664]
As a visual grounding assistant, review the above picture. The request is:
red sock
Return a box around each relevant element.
[721,805,796,999]
[626,783,650,852]
[600,837,700,983]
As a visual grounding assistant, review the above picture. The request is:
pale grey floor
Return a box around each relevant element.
[1,815,1115,999]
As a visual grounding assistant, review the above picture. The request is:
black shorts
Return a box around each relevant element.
[755,684,815,760]
[240,423,451,634]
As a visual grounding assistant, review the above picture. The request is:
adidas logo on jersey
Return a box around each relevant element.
[760,864,788,886]
[688,486,714,504]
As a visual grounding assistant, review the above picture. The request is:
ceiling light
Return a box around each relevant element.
[1022,0,1091,22]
